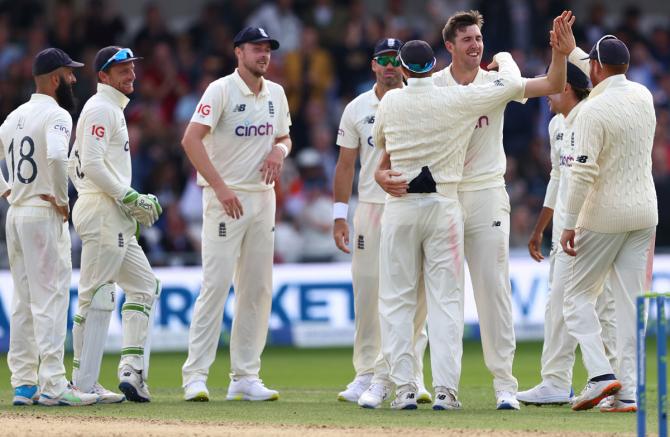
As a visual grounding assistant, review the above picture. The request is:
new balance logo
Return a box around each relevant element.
[576,155,588,163]
[118,233,124,248]
[233,104,246,112]
[407,393,415,399]
[364,115,375,124]
[492,220,502,227]
[493,79,504,87]
[357,235,365,250]
[438,394,447,400]
[556,132,563,140]
[219,223,226,237]
[268,101,275,116]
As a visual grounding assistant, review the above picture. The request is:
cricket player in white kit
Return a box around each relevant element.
[333,38,431,405]
[1,48,97,406]
[70,46,163,403]
[372,40,524,410]
[518,58,617,406]
[181,27,291,402]
[558,35,657,412]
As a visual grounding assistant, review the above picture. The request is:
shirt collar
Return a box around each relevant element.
[407,77,435,88]
[588,74,626,100]
[444,64,484,85]
[565,100,584,126]
[233,69,270,97]
[97,83,130,109]
[29,93,58,106]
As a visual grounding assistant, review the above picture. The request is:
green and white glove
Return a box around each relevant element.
[120,189,163,227]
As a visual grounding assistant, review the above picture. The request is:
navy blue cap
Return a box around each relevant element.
[582,35,630,65]
[32,48,84,76]
[542,62,591,90]
[373,38,403,57]
[233,27,280,50]
[399,40,436,74]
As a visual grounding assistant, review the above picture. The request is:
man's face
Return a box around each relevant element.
[371,52,403,88]
[100,61,136,95]
[55,67,77,111]
[446,24,483,70]
[237,42,272,77]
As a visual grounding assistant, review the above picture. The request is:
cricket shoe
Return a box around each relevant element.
[496,390,520,410]
[184,380,210,402]
[432,387,462,411]
[417,381,433,404]
[599,396,637,413]
[358,383,390,409]
[571,376,621,411]
[337,373,372,402]
[517,381,572,406]
[89,382,125,404]
[390,385,417,410]
[226,377,278,401]
[13,385,39,406]
[118,365,151,403]
[37,385,98,406]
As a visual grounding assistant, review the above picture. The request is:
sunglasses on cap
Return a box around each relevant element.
[594,34,617,68]
[374,55,401,67]
[100,48,136,71]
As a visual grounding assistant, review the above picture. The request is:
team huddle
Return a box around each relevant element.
[0,8,657,414]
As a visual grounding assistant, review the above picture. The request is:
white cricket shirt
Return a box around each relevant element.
[69,83,132,200]
[0,94,72,207]
[190,69,291,192]
[336,85,386,204]
[433,65,526,192]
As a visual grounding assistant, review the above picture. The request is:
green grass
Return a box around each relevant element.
[0,341,664,434]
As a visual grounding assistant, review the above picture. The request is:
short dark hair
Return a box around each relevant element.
[442,10,484,43]
[604,64,629,75]
[571,86,591,101]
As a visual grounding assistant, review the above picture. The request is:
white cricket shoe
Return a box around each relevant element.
[390,385,417,410]
[358,383,391,409]
[118,365,151,403]
[599,395,637,413]
[496,390,520,410]
[571,378,621,411]
[337,373,372,402]
[90,382,125,404]
[226,377,278,401]
[184,380,210,402]
[432,387,462,410]
[517,381,572,406]
[417,381,433,404]
[38,385,98,406]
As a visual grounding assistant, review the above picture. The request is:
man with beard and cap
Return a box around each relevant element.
[333,38,431,405]
[0,48,98,406]
[180,26,291,402]
[69,46,163,403]
[371,40,525,410]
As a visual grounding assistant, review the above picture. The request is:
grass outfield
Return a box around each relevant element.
[0,341,663,434]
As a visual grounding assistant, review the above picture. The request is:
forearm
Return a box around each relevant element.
[182,136,226,190]
[532,207,554,235]
[563,164,598,229]
[48,157,69,206]
[374,151,391,182]
[0,168,9,195]
[81,157,128,200]
[524,48,566,98]
[274,135,292,156]
[333,162,355,203]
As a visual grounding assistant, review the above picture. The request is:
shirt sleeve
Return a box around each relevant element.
[0,122,9,195]
[543,116,561,209]
[336,102,359,149]
[275,87,291,138]
[563,108,603,229]
[45,110,72,206]
[190,81,227,130]
[372,98,386,151]
[568,47,591,79]
[79,106,128,200]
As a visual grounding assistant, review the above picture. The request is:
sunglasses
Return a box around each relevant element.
[100,48,135,71]
[594,35,617,68]
[374,55,401,67]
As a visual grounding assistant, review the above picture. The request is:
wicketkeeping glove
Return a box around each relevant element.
[119,189,163,227]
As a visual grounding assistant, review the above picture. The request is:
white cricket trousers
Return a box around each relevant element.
[379,192,464,390]
[6,205,70,397]
[182,187,276,386]
[563,227,655,399]
[352,201,428,382]
[459,187,517,393]
[540,245,617,390]
[72,193,157,373]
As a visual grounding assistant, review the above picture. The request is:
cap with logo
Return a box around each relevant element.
[581,35,630,66]
[32,48,84,76]
[373,38,403,57]
[233,26,280,50]
[398,40,436,74]
[94,46,143,72]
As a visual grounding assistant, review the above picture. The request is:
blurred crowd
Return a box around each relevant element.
[0,0,669,267]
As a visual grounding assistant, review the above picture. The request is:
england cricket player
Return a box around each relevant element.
[1,48,97,406]
[558,35,657,412]
[372,40,524,410]
[69,46,162,403]
[333,38,431,405]
[375,10,570,410]
[181,27,291,402]
[518,60,617,406]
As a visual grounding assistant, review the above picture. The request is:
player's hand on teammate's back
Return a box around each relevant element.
[120,189,162,226]
[39,194,69,222]
[528,231,544,262]
[260,145,284,185]
[1,189,9,199]
[560,229,577,256]
[215,184,243,219]
[375,170,408,197]
[333,219,350,254]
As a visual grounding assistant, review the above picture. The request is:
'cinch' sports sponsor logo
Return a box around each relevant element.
[235,122,274,137]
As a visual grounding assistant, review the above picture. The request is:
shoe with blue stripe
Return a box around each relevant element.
[13,385,39,406]
[37,385,98,406]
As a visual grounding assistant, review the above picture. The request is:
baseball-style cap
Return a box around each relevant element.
[94,46,142,72]
[32,48,84,76]
[540,62,590,90]
[581,35,630,66]
[373,38,403,57]
[398,40,436,74]
[233,26,280,50]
